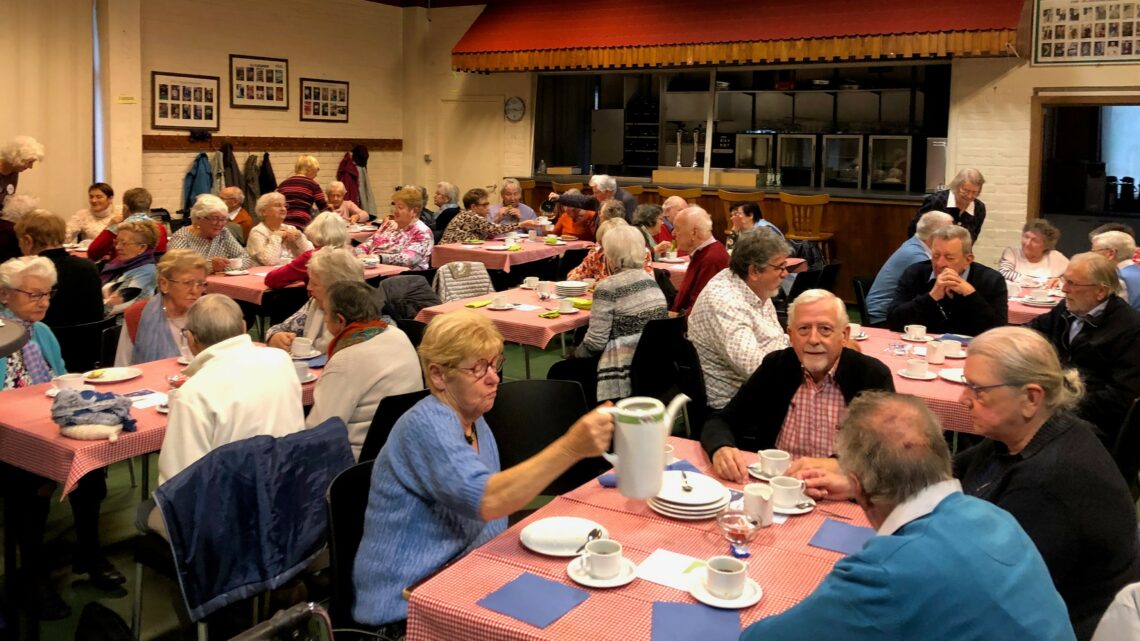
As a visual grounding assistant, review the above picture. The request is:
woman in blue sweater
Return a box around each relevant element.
[352,310,614,636]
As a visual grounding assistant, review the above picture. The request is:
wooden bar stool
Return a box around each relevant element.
[657,187,703,203]
[518,179,536,206]
[779,192,834,260]
[623,185,644,196]
[717,189,766,235]
[551,180,584,193]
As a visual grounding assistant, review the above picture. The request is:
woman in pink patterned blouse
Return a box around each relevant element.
[354,186,434,270]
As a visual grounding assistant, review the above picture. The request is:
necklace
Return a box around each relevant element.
[465,429,477,446]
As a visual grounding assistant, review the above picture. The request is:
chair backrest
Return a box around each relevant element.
[379,275,441,320]
[787,267,824,301]
[101,324,120,368]
[818,261,842,292]
[852,275,876,325]
[394,318,427,348]
[657,187,703,202]
[52,316,120,372]
[623,185,644,196]
[556,248,591,280]
[779,192,830,236]
[484,380,606,495]
[358,389,431,462]
[628,316,710,438]
[432,261,493,302]
[1112,397,1140,498]
[325,459,375,628]
[716,190,767,233]
[551,181,584,193]
[226,221,246,245]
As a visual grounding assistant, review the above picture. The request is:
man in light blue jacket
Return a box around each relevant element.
[864,210,953,325]
[741,392,1075,641]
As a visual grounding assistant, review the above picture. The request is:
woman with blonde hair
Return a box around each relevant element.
[277,154,330,227]
[115,249,208,365]
[354,187,434,269]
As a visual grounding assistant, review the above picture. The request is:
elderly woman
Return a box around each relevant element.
[115,249,207,365]
[632,203,672,258]
[246,192,313,266]
[440,188,537,245]
[168,194,251,273]
[999,219,1069,288]
[101,219,159,315]
[354,187,434,269]
[16,209,104,330]
[431,181,461,238]
[0,136,45,206]
[305,281,423,460]
[267,246,363,353]
[352,310,613,633]
[277,155,330,228]
[326,180,370,224]
[907,167,987,241]
[0,257,65,384]
[87,187,169,262]
[555,226,668,404]
[264,211,348,288]
[567,218,651,282]
[726,201,783,252]
[550,189,596,242]
[66,183,119,243]
[1,194,40,262]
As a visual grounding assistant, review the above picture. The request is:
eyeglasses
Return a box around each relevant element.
[114,237,142,247]
[759,260,789,274]
[961,377,1019,397]
[792,323,836,337]
[1058,277,1100,288]
[201,216,228,225]
[10,287,57,302]
[475,201,490,207]
[167,278,208,289]
[451,354,505,379]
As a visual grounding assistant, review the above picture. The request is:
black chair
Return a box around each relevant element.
[1111,397,1140,500]
[817,261,841,293]
[101,323,121,367]
[852,275,876,325]
[484,380,607,495]
[556,248,591,280]
[399,268,438,288]
[787,267,824,300]
[358,389,431,462]
[52,316,120,372]
[628,316,710,439]
[325,459,375,630]
[394,318,426,348]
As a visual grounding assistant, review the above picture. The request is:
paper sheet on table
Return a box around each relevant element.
[124,389,168,409]
[512,304,542,311]
[637,549,707,592]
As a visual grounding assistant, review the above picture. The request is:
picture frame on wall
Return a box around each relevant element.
[1033,0,1140,65]
[229,54,289,109]
[299,78,349,123]
[152,71,220,131]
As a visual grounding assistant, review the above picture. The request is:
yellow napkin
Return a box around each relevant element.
[465,300,492,308]
[568,297,592,310]
[507,244,522,251]
[538,310,561,319]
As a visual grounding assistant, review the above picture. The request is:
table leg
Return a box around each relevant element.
[3,485,20,641]
[523,345,531,379]
[140,454,151,501]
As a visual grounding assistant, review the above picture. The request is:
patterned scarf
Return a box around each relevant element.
[101,249,156,284]
[132,294,180,364]
[327,319,388,357]
[3,316,54,387]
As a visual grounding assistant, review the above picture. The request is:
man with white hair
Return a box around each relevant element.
[219,186,255,240]
[906,167,987,241]
[0,135,45,208]
[865,211,954,325]
[701,289,894,482]
[549,174,638,225]
[670,206,729,315]
[487,178,536,223]
[1092,230,1140,310]
[655,195,687,244]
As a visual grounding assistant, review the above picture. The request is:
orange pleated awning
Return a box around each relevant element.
[452,0,1026,72]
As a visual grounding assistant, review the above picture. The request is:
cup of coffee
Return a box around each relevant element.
[537,281,555,300]
[705,556,747,600]
[558,298,575,313]
[770,476,806,509]
[493,295,509,308]
[943,339,964,358]
[54,373,86,391]
[581,539,623,580]
[226,258,242,272]
[663,443,676,465]
[759,449,791,476]
[849,322,862,338]
[291,337,314,357]
[926,340,946,365]
[523,276,539,288]
[361,255,379,268]
[904,324,926,340]
[743,483,774,527]
[666,250,678,260]
[1029,289,1052,302]
[293,362,310,382]
[905,358,929,378]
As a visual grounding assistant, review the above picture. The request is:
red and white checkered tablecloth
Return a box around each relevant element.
[206,264,407,305]
[432,240,594,273]
[860,327,975,433]
[0,354,322,496]
[415,288,591,349]
[407,438,862,640]
[1007,298,1055,325]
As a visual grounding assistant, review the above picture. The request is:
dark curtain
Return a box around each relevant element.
[535,75,594,170]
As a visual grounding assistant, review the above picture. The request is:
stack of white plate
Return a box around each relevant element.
[556,280,588,297]
[647,470,731,520]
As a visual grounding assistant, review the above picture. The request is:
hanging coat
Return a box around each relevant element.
[221,143,243,193]
[336,152,361,206]
[182,153,213,212]
[242,154,261,218]
[209,151,225,195]
[258,152,278,195]
[358,164,377,217]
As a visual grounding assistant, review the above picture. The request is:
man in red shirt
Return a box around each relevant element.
[670,206,728,315]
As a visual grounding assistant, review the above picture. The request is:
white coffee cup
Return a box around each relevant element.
[226,258,242,271]
[1029,288,1052,302]
[666,250,678,260]
[291,337,314,357]
[943,339,964,357]
[558,298,575,313]
[581,539,623,580]
[537,281,555,300]
[527,229,538,242]
[743,483,774,527]
[849,322,862,338]
[905,358,929,378]
[926,340,946,365]
[493,295,509,308]
[293,361,310,382]
[523,276,539,288]
[361,256,379,268]
[770,475,806,508]
[536,216,550,226]
[759,449,791,476]
[663,443,676,465]
[705,556,747,600]
[54,373,86,391]
[904,324,926,340]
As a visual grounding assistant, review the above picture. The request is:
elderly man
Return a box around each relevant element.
[689,228,791,410]
[886,224,1007,335]
[906,167,987,241]
[1026,252,1140,448]
[0,135,45,208]
[219,186,254,242]
[670,206,729,315]
[431,181,461,241]
[701,289,894,482]
[486,178,536,223]
[1092,230,1140,309]
[157,294,305,485]
[551,174,638,225]
[865,211,953,326]
[654,195,687,244]
[742,392,1075,641]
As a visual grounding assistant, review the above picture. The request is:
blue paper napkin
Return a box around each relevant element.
[651,602,740,641]
[476,572,589,629]
[305,354,329,368]
[808,518,876,555]
[938,333,973,346]
[598,459,701,488]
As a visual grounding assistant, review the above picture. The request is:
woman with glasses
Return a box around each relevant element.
[100,219,159,316]
[266,246,363,354]
[438,187,537,245]
[168,194,250,273]
[998,219,1069,290]
[0,256,65,386]
[115,249,207,365]
[352,310,614,638]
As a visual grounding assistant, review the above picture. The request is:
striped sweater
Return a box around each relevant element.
[276,175,329,227]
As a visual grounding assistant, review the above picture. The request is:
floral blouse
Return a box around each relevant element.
[439,210,519,245]
[354,220,434,270]
[566,245,653,282]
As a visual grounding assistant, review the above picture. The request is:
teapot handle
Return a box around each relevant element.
[597,407,618,462]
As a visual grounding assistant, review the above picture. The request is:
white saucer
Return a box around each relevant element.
[853,333,869,341]
[658,257,686,264]
[1021,298,1059,308]
[773,497,816,516]
[901,334,934,343]
[897,369,938,381]
[222,270,249,276]
[938,368,966,384]
[519,285,536,290]
[487,304,515,311]
[291,350,322,360]
[484,245,512,251]
[176,356,191,366]
[746,464,775,482]
[542,240,568,246]
[943,350,967,359]
[689,569,763,609]
[156,404,170,414]
[554,308,579,314]
[84,367,143,383]
[299,372,317,383]
[566,556,637,589]
[46,384,96,398]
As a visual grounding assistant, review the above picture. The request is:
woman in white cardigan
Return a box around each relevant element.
[246,192,313,266]
[305,280,423,460]
[999,218,1069,289]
